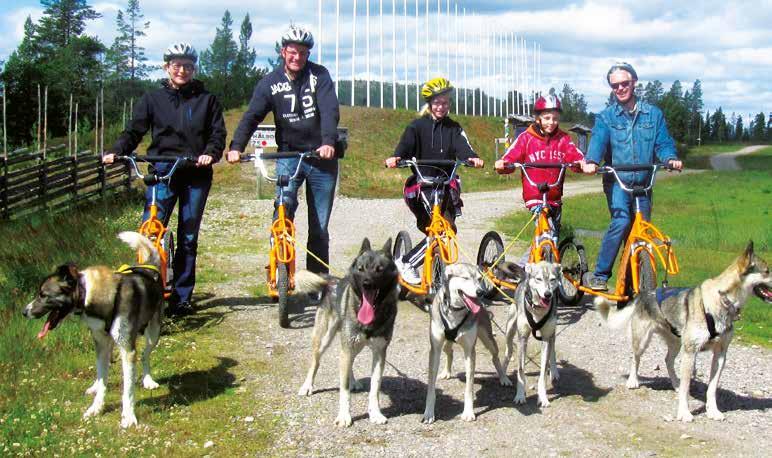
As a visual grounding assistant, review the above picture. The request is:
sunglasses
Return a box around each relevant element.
[610,80,633,91]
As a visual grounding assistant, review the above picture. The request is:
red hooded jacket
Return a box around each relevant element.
[501,125,584,209]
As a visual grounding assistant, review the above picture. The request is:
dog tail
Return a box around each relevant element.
[294,270,330,295]
[118,231,161,268]
[594,296,636,330]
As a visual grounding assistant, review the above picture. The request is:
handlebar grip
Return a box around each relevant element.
[260,151,318,159]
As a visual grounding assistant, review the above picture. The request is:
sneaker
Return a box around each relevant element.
[584,273,608,291]
[167,301,195,317]
[395,259,421,285]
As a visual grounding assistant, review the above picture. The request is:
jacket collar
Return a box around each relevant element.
[613,98,650,117]
[526,124,565,141]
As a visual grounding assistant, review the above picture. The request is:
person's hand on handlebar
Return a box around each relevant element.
[468,157,484,168]
[581,161,598,175]
[225,150,242,164]
[317,144,335,160]
[495,159,513,174]
[384,156,400,168]
[667,159,683,171]
[196,154,213,167]
[102,153,116,164]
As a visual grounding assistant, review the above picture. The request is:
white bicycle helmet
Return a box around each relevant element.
[281,25,314,49]
[163,42,198,63]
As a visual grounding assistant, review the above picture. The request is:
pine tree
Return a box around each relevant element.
[751,112,766,141]
[642,80,664,106]
[734,114,743,141]
[36,0,101,50]
[199,11,238,106]
[106,0,150,83]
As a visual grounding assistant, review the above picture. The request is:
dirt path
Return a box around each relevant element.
[194,164,770,456]
[709,145,767,171]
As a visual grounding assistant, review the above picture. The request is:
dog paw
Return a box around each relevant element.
[677,410,694,422]
[706,409,725,421]
[514,394,526,405]
[460,410,476,422]
[538,397,551,408]
[368,411,388,425]
[550,370,560,384]
[85,382,100,396]
[438,370,452,380]
[499,375,513,387]
[297,383,314,396]
[334,413,353,427]
[120,413,138,429]
[670,379,680,390]
[626,377,640,389]
[83,403,103,418]
[142,375,160,390]
[421,413,435,424]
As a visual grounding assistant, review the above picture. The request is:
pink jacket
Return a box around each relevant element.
[501,125,584,208]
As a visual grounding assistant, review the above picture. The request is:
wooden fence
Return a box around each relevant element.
[1,147,132,220]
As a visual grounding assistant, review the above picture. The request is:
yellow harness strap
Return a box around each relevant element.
[115,264,161,275]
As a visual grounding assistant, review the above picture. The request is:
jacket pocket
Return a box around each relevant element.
[611,124,628,143]
[638,122,655,141]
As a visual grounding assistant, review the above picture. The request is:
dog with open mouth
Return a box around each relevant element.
[502,260,562,407]
[422,263,512,423]
[596,241,772,422]
[22,231,164,428]
[296,238,399,427]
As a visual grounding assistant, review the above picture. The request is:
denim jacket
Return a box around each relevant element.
[586,100,677,185]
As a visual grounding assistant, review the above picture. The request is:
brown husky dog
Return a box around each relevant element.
[597,241,771,422]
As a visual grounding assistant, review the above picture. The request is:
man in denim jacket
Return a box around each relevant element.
[581,62,683,291]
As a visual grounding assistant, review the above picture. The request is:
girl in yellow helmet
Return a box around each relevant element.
[384,77,484,284]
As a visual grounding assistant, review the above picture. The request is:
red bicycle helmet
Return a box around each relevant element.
[534,95,561,114]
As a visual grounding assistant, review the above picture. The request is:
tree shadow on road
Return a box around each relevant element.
[191,294,317,329]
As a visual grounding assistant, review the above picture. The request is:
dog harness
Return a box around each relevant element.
[523,289,556,341]
[115,264,162,282]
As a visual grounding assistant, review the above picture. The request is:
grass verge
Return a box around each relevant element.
[494,170,771,347]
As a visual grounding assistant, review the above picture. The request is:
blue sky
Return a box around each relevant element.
[2,0,771,120]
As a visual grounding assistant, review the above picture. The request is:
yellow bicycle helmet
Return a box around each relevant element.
[421,77,454,102]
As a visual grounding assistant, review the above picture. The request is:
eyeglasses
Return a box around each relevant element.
[430,99,450,107]
[610,80,633,91]
[170,63,195,72]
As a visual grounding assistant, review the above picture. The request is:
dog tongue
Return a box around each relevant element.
[357,290,378,325]
[37,320,52,340]
[462,294,481,315]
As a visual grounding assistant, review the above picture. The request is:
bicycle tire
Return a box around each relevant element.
[637,252,656,293]
[477,231,505,299]
[162,231,175,294]
[393,231,412,300]
[277,263,290,328]
[558,237,587,306]
[429,247,447,302]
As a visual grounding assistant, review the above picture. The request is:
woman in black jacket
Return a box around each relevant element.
[385,77,483,284]
[103,42,226,316]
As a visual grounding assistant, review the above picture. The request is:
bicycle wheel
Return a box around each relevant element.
[393,231,412,300]
[637,251,656,293]
[558,237,587,306]
[277,263,290,328]
[161,231,175,294]
[477,231,504,299]
[429,247,447,301]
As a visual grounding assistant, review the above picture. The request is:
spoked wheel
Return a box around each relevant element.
[161,231,175,295]
[558,237,588,306]
[429,247,447,304]
[393,231,413,299]
[477,231,505,299]
[277,263,290,328]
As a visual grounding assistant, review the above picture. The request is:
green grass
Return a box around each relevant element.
[0,196,280,455]
[495,170,771,347]
[683,142,768,169]
[737,146,772,170]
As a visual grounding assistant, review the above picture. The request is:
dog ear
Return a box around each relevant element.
[502,262,526,283]
[359,238,372,254]
[745,240,754,257]
[56,263,79,288]
[381,238,393,258]
[739,241,754,273]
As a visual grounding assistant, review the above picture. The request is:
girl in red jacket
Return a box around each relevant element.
[494,95,585,261]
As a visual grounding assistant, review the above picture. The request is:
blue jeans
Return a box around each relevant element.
[143,166,212,303]
[593,180,651,281]
[275,157,338,274]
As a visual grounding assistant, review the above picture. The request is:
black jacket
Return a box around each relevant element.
[229,61,340,152]
[393,115,478,176]
[111,80,226,162]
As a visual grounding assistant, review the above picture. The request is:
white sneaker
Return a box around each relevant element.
[395,259,421,285]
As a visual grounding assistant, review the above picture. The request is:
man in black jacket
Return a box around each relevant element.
[103,42,226,316]
[227,25,340,275]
